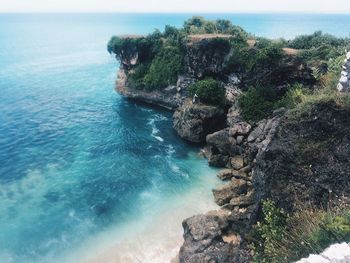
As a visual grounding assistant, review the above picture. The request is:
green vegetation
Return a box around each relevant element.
[189,78,226,106]
[252,200,350,263]
[108,16,349,111]
[183,16,248,39]
[143,46,183,90]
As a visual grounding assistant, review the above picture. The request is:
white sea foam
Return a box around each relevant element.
[148,117,164,142]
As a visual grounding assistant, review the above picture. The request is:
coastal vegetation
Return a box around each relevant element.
[188,78,226,106]
[109,16,349,121]
[252,200,350,263]
[110,17,350,263]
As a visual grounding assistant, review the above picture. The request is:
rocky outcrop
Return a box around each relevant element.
[117,69,193,110]
[337,51,350,92]
[179,211,251,263]
[185,37,233,79]
[173,102,226,143]
[253,102,350,211]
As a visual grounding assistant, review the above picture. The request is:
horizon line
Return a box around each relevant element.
[1,11,350,15]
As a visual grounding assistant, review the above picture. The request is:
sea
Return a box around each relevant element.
[0,13,349,263]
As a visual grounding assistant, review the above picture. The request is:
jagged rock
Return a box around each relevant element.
[227,106,243,126]
[184,38,233,79]
[173,102,226,143]
[247,120,266,142]
[229,191,255,207]
[206,128,240,156]
[213,179,247,206]
[253,102,350,211]
[217,168,251,181]
[229,122,252,136]
[179,213,251,263]
[208,153,229,167]
[236,135,244,145]
[230,155,245,170]
[116,69,186,109]
[228,204,259,234]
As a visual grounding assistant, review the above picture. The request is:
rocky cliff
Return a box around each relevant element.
[110,28,350,262]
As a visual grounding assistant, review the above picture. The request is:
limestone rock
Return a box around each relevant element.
[173,102,225,143]
[230,155,245,170]
[179,213,251,263]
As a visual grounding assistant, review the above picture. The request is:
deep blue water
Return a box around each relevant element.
[0,13,350,263]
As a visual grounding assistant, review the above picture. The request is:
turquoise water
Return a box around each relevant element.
[0,13,350,263]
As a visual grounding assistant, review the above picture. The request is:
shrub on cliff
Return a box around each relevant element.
[252,200,350,263]
[143,46,183,90]
[189,78,226,106]
[226,40,285,87]
[238,87,276,121]
[107,32,162,67]
[288,31,348,50]
[183,16,248,38]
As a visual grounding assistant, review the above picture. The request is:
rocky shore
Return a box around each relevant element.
[110,28,350,262]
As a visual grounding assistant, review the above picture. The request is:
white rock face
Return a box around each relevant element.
[338,50,350,92]
[296,242,350,263]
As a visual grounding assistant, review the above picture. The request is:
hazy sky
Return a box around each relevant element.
[1,0,350,13]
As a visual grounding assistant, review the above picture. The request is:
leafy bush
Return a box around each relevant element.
[252,200,350,263]
[183,16,248,37]
[238,87,276,122]
[128,64,150,90]
[274,84,308,109]
[143,46,183,90]
[189,78,226,106]
[252,200,287,263]
[288,31,348,50]
[107,32,162,67]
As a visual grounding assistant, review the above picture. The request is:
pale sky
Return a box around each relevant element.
[1,0,350,13]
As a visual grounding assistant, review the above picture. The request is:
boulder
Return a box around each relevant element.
[230,155,245,170]
[212,179,248,206]
[208,154,229,167]
[179,213,251,263]
[217,168,251,181]
[173,102,226,143]
[206,128,239,156]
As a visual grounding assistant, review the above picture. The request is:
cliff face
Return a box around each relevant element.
[253,102,350,211]
[116,69,187,110]
[179,101,350,263]
[111,32,349,262]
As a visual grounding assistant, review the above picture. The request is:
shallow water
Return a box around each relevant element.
[0,13,350,263]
